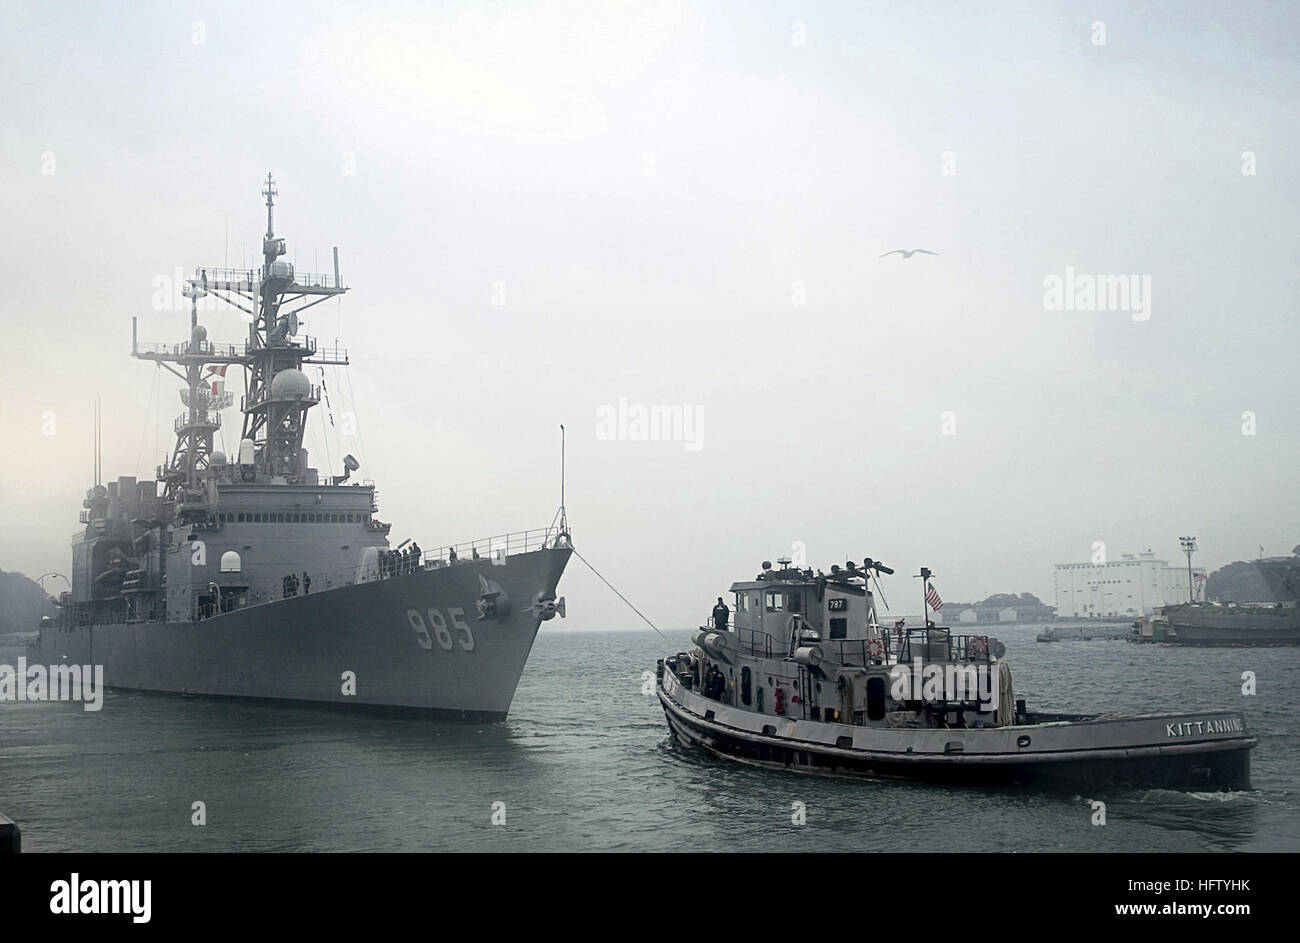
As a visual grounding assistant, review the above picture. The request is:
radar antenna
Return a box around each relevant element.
[131,173,351,520]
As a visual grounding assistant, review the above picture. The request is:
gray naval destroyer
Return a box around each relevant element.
[30,175,571,720]
[657,557,1255,789]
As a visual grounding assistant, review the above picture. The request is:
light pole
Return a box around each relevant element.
[1178,537,1197,604]
[35,572,69,626]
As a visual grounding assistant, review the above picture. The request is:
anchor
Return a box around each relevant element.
[526,591,566,621]
[476,574,512,622]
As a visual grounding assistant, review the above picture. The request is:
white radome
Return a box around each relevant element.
[269,368,311,399]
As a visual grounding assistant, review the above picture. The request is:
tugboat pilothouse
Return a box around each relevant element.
[30,175,571,719]
[657,557,1255,789]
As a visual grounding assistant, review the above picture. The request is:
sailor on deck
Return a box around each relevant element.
[712,597,730,631]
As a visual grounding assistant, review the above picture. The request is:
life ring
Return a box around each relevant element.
[970,635,989,657]
[866,637,884,659]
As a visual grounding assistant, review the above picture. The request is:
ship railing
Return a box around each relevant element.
[419,528,570,568]
[256,528,568,602]
[703,625,998,667]
[192,267,258,288]
[820,639,876,666]
[188,268,345,291]
[291,272,344,290]
[306,341,349,363]
[896,628,995,664]
[269,335,317,356]
[259,562,392,600]
[241,383,322,412]
[702,622,770,657]
[251,335,318,356]
[175,412,221,434]
[134,340,244,360]
[143,527,568,612]
[729,626,775,658]
[704,624,897,664]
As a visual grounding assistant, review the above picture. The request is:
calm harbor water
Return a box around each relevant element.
[1,626,1296,852]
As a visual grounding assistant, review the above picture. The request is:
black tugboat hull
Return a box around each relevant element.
[658,676,1254,791]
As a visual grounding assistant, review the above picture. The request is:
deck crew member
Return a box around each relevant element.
[712,597,730,631]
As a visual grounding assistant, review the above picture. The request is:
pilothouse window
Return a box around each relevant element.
[765,590,803,613]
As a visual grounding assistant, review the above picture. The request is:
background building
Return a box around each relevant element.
[1054,551,1206,618]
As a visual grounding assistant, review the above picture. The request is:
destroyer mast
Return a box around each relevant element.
[132,173,350,525]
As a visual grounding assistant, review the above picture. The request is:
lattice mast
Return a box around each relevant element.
[132,173,350,521]
[238,173,349,480]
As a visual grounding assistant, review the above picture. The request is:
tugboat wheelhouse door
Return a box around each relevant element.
[866,676,887,721]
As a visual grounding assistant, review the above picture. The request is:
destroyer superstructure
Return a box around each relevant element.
[32,175,571,718]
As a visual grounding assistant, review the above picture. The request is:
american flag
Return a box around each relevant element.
[925,583,943,611]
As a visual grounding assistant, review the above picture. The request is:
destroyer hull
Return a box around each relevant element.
[30,548,569,720]
[1167,623,1300,647]
[1162,603,1300,646]
[658,673,1254,790]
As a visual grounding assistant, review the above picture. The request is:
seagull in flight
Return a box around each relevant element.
[880,249,939,259]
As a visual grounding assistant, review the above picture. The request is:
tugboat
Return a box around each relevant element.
[657,557,1255,789]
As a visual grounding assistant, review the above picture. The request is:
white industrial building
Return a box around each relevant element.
[1054,551,1206,618]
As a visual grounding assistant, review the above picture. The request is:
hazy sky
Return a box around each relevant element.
[2,1,1297,630]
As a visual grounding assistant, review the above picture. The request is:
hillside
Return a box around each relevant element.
[1206,559,1282,603]
[0,570,55,635]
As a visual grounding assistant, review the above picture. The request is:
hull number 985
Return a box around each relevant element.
[407,607,475,652]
